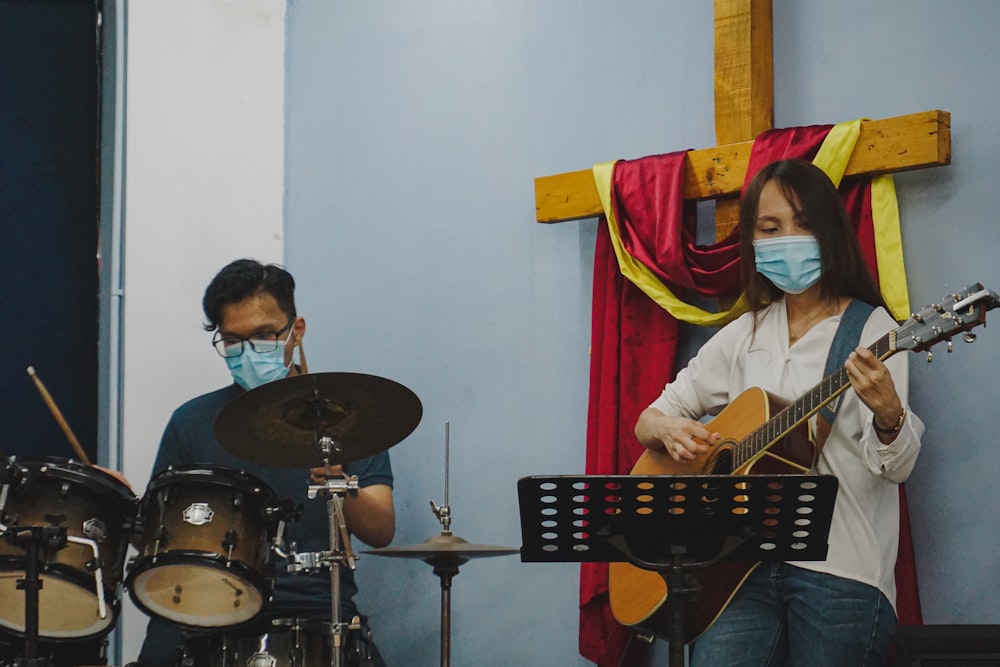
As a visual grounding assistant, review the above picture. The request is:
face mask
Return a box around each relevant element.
[753,236,822,295]
[225,331,295,391]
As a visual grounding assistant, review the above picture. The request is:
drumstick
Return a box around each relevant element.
[297,339,309,375]
[26,366,92,465]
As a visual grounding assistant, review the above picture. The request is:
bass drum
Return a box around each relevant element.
[127,466,280,629]
[182,617,376,667]
[0,457,137,641]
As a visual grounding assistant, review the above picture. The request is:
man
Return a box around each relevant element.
[135,259,394,666]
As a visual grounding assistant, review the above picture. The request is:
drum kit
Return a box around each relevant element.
[1,371,518,667]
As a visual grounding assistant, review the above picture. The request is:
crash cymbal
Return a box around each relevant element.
[214,372,422,468]
[364,533,519,568]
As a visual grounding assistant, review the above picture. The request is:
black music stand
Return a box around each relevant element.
[517,474,838,667]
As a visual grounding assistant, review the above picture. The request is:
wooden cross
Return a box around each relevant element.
[534,0,951,241]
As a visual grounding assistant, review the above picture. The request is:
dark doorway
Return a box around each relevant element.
[1,0,101,463]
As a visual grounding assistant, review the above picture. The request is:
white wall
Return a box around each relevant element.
[119,0,286,660]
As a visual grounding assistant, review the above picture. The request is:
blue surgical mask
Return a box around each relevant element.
[753,236,822,295]
[225,333,294,391]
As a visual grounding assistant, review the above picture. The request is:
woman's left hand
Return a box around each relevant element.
[845,345,904,433]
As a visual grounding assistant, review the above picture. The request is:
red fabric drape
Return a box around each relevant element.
[580,129,921,667]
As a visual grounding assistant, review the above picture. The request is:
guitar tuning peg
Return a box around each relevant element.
[926,351,933,363]
[947,340,954,353]
[963,332,977,343]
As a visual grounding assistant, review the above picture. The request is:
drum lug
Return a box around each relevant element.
[83,517,107,542]
[222,529,239,557]
[154,525,170,552]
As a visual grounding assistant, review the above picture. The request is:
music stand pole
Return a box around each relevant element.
[665,548,699,667]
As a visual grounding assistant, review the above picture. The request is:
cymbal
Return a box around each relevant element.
[214,372,422,468]
[364,533,520,568]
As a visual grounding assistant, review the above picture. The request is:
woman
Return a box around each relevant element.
[635,159,923,666]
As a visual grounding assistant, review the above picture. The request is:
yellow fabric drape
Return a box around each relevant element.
[813,120,910,320]
[595,119,910,325]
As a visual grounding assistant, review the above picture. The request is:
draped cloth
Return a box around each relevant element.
[579,126,923,666]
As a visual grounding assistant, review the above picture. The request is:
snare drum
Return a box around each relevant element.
[0,457,137,640]
[127,466,280,629]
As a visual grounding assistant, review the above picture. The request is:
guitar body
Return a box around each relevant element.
[607,387,818,643]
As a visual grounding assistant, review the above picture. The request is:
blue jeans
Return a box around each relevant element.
[689,563,896,667]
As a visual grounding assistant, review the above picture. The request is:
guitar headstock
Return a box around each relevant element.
[894,282,1000,355]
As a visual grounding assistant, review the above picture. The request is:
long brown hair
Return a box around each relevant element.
[738,159,886,312]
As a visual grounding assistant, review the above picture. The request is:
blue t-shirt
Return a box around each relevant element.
[138,382,392,665]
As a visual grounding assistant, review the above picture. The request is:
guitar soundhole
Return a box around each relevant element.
[710,448,734,475]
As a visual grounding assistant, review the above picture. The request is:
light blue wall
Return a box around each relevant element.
[284,1,1000,664]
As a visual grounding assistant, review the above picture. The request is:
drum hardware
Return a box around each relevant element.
[2,523,66,667]
[365,422,518,667]
[6,369,136,651]
[64,534,109,622]
[270,446,379,665]
[212,371,422,667]
[126,466,282,630]
[302,470,359,667]
[181,372,418,665]
[213,372,422,469]
[177,616,372,667]
[0,458,136,642]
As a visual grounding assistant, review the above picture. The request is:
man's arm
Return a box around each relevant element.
[311,465,396,548]
[343,483,395,548]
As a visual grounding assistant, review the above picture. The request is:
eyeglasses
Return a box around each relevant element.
[212,319,295,358]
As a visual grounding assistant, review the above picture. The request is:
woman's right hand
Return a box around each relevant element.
[635,407,720,462]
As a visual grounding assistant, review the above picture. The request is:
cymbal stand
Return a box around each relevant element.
[427,421,459,667]
[292,435,359,667]
[429,421,452,536]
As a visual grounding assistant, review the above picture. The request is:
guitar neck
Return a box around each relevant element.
[733,331,897,468]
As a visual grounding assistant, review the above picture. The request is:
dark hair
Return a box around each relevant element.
[202,258,297,331]
[738,159,885,311]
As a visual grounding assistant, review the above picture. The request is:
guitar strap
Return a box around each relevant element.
[814,299,876,450]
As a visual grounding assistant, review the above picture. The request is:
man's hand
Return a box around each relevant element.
[94,464,133,491]
[310,464,345,484]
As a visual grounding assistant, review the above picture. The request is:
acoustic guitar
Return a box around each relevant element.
[608,282,999,643]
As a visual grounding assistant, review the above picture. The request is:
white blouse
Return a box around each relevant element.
[648,299,923,610]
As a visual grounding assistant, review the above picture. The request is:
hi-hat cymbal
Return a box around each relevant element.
[214,372,422,468]
[364,533,520,568]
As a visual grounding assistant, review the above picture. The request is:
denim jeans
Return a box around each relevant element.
[689,562,897,667]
